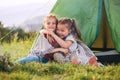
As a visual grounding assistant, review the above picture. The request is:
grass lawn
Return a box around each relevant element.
[0,40,120,80]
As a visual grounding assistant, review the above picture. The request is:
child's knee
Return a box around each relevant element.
[53,53,64,63]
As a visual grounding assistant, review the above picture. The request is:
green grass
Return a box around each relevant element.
[0,39,120,80]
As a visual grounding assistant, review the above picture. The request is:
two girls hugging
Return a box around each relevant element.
[15,14,103,67]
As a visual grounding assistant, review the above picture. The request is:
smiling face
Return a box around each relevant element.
[56,23,71,39]
[44,17,57,32]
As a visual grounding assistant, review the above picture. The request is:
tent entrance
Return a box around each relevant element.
[91,1,114,51]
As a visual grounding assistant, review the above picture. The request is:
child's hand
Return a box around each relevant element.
[40,29,55,43]
[40,29,46,34]
[60,49,70,56]
[40,29,54,35]
[59,48,69,54]
[46,30,55,36]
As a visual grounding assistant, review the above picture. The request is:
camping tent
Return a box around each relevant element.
[50,0,120,53]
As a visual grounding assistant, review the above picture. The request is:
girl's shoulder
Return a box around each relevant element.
[65,34,75,41]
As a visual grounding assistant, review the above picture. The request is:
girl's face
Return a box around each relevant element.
[56,24,71,39]
[44,17,57,32]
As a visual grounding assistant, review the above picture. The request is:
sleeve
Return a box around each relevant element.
[30,33,54,52]
[65,34,75,42]
[65,34,78,53]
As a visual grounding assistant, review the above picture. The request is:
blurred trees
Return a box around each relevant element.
[0,21,36,43]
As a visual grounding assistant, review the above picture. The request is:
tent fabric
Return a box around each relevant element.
[50,0,120,52]
[51,0,102,46]
[104,0,120,52]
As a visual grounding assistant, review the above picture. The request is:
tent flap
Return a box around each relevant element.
[104,0,120,52]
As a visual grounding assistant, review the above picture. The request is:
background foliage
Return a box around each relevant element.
[0,21,36,43]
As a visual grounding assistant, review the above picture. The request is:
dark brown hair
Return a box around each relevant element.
[58,18,83,41]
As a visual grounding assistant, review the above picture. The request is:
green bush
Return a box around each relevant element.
[0,53,14,72]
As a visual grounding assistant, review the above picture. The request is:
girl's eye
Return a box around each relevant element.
[61,30,64,32]
[47,22,50,25]
[52,22,56,25]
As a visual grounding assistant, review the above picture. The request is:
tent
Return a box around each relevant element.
[50,0,120,53]
[48,0,120,64]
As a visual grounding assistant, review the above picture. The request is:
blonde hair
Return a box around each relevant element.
[44,13,58,26]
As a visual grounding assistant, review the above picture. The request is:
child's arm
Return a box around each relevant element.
[43,30,73,49]
[51,32,72,48]
[50,48,69,56]
[39,29,55,43]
